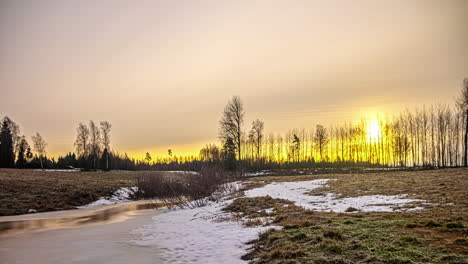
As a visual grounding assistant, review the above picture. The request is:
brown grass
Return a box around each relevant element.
[249,168,467,217]
[0,169,136,216]
[230,168,468,263]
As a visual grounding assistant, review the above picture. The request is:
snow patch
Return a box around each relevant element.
[165,170,200,175]
[257,208,274,215]
[244,170,271,177]
[244,180,423,213]
[131,182,276,263]
[38,169,81,172]
[78,187,138,208]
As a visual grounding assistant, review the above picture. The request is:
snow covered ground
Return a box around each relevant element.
[78,187,138,208]
[131,183,275,264]
[244,179,423,213]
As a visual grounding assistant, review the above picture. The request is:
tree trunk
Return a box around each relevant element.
[464,110,468,167]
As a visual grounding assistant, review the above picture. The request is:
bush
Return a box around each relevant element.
[134,166,240,208]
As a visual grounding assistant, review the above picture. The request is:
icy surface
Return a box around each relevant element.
[244,180,423,213]
[78,187,138,208]
[131,183,275,263]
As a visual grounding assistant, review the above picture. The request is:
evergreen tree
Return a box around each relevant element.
[0,119,14,168]
[223,137,237,171]
[100,149,110,170]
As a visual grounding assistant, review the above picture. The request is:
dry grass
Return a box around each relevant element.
[226,168,468,263]
[249,168,467,217]
[0,169,136,216]
[135,167,240,208]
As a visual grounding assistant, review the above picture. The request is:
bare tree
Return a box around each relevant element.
[74,122,90,158]
[314,125,329,161]
[457,78,468,167]
[248,119,264,161]
[199,144,221,163]
[219,96,244,161]
[31,132,47,170]
[145,152,152,164]
[100,121,112,170]
[89,121,101,169]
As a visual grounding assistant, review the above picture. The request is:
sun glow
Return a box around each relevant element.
[366,120,381,141]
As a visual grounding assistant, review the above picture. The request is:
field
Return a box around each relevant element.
[227,168,468,263]
[0,169,136,216]
[1,167,467,263]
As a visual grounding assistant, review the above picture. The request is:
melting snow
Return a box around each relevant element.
[78,187,138,208]
[131,183,275,263]
[244,180,423,213]
[130,179,424,263]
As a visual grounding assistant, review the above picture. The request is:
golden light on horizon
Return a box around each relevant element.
[1,1,467,158]
[366,120,381,142]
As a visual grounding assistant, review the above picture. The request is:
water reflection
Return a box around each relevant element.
[0,201,161,235]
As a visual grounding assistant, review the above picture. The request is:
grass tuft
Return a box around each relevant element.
[345,207,358,212]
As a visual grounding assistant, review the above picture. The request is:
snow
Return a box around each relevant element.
[78,187,138,208]
[130,179,424,263]
[131,183,276,263]
[244,180,423,213]
[257,208,274,214]
[165,171,200,175]
[363,167,404,171]
[244,170,271,177]
[38,169,81,172]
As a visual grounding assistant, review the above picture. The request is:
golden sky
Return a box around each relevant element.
[1,0,467,159]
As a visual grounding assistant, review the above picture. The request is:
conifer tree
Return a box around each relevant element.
[0,119,14,168]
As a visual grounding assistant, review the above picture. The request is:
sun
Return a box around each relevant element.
[366,120,381,141]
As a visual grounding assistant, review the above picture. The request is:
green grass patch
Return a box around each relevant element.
[242,215,466,263]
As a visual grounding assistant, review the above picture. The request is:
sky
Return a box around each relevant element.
[1,0,467,159]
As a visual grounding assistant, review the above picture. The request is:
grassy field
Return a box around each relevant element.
[227,168,468,263]
[1,167,467,262]
[0,169,136,216]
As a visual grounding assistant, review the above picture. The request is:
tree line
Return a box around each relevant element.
[150,79,467,171]
[0,117,48,169]
[206,79,468,170]
[1,79,467,171]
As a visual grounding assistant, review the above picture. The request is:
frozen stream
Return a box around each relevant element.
[0,209,162,264]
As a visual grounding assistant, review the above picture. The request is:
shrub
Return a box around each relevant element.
[446,222,464,229]
[134,166,240,208]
